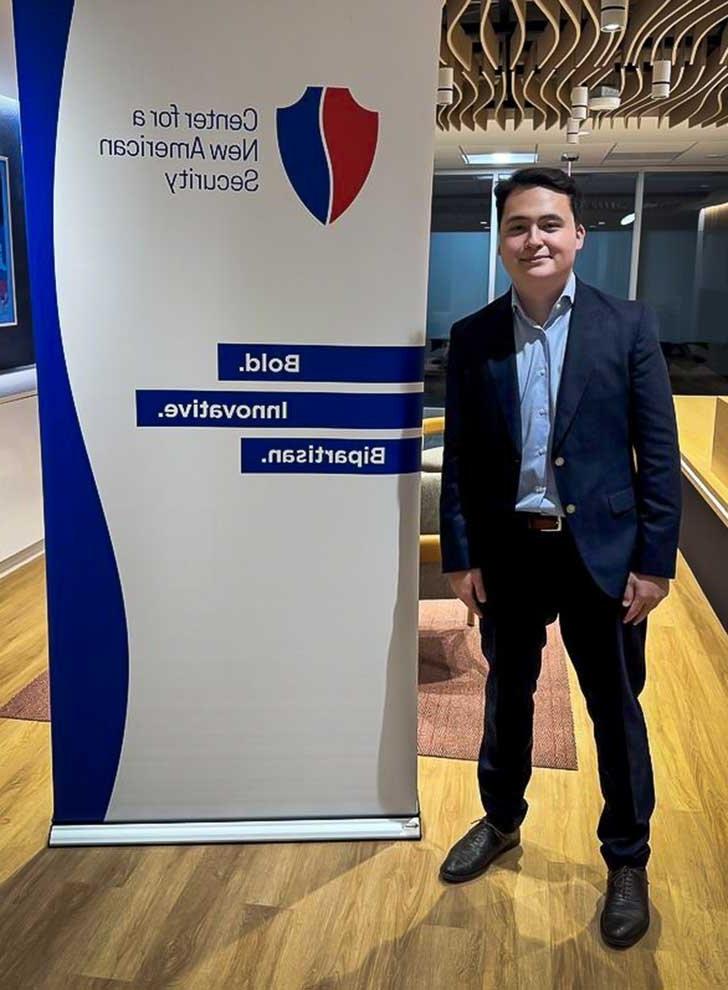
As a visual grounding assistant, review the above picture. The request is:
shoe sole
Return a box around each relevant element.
[599,917,650,950]
[439,838,520,884]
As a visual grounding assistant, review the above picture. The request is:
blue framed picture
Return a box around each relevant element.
[0,156,17,327]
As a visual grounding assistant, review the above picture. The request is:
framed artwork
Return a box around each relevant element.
[0,155,16,327]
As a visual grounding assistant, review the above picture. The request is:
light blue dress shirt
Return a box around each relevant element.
[511,271,576,516]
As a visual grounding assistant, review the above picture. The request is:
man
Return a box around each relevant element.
[438,168,681,950]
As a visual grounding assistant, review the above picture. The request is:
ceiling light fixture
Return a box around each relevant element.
[437,66,454,107]
[461,151,538,165]
[566,118,581,145]
[600,0,627,33]
[589,85,621,111]
[570,86,589,121]
[620,212,636,226]
[651,59,671,99]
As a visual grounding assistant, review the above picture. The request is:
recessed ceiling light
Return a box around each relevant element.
[461,151,538,166]
[598,221,606,225]
[620,212,636,226]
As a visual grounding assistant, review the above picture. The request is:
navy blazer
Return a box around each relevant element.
[440,277,682,600]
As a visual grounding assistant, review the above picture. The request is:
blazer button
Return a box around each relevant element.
[566,503,576,514]
[554,456,565,467]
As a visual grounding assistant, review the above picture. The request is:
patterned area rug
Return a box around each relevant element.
[1,605,579,773]
[418,599,578,770]
[0,672,50,722]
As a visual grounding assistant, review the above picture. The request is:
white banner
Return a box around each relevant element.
[15,0,440,841]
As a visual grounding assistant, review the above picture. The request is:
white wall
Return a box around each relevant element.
[0,392,43,571]
[0,0,16,100]
[0,2,41,574]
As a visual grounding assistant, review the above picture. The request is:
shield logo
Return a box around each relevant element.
[276,86,379,225]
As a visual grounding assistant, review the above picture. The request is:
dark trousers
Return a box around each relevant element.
[477,520,655,869]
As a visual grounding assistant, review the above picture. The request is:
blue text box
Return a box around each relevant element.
[242,437,422,474]
[218,343,425,383]
[136,390,423,429]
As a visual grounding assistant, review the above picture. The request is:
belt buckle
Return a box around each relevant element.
[534,514,562,532]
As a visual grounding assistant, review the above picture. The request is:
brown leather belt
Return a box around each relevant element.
[523,513,563,532]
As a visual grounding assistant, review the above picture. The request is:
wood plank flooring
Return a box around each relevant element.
[0,554,727,988]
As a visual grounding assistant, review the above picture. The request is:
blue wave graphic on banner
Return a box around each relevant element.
[13,0,129,824]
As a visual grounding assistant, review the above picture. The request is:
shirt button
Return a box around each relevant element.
[554,456,565,467]
[539,369,546,377]
[566,503,576,514]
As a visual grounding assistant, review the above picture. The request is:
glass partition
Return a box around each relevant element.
[426,173,492,405]
[574,172,635,298]
[638,172,728,394]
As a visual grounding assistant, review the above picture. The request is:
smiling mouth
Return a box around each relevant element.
[521,256,551,263]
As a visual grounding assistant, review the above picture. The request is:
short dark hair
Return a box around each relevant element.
[494,167,583,227]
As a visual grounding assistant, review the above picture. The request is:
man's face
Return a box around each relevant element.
[498,185,585,287]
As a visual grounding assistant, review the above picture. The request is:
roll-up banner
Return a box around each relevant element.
[13,1,441,845]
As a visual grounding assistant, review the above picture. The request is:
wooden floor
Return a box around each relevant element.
[1,555,727,989]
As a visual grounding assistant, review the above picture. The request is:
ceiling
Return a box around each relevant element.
[435,0,728,170]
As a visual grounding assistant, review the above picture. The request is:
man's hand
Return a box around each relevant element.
[447,568,486,617]
[622,572,670,624]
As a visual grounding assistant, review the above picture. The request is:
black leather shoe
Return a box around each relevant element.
[600,866,650,949]
[439,819,520,883]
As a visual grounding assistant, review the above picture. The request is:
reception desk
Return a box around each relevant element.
[673,396,728,629]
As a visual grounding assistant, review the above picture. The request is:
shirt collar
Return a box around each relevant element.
[511,271,576,325]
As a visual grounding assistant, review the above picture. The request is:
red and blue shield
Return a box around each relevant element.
[276,86,379,225]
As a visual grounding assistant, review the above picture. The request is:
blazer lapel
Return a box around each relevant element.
[552,277,601,452]
[483,291,522,455]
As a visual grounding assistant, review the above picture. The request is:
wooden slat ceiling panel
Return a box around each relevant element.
[439,0,728,133]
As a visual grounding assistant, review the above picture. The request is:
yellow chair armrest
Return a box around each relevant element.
[422,416,445,437]
[419,534,441,564]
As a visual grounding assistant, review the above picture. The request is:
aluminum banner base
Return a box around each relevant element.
[49,815,422,847]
